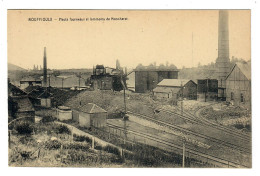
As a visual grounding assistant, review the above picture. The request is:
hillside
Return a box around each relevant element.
[8,63,26,71]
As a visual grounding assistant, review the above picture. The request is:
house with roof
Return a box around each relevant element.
[71,103,107,128]
[8,82,35,122]
[153,79,197,100]
[20,76,42,89]
[24,85,52,108]
[225,62,251,108]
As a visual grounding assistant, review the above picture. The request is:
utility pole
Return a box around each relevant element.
[182,137,186,168]
[205,79,208,102]
[62,78,64,89]
[181,81,184,116]
[78,72,81,90]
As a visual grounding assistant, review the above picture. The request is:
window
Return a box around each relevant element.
[241,93,244,103]
[231,92,234,100]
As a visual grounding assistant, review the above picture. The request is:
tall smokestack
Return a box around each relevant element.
[216,10,230,97]
[43,47,47,87]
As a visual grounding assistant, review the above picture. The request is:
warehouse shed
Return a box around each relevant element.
[153,79,197,100]
[225,62,251,109]
[72,103,107,128]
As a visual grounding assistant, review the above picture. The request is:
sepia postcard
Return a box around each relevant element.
[7,9,251,168]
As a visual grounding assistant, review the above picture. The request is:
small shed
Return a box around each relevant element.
[72,103,107,128]
[38,91,52,108]
[57,106,72,121]
[153,79,197,100]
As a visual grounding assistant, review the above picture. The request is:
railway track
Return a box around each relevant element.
[107,123,249,168]
[157,106,251,143]
[125,110,251,154]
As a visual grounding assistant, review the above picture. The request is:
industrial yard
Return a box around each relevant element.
[7,9,251,168]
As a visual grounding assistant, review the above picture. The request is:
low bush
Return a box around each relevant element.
[245,124,251,131]
[15,121,34,135]
[40,116,56,123]
[64,143,90,151]
[44,140,62,150]
[19,150,32,160]
[94,144,103,150]
[233,123,244,129]
[56,125,71,135]
[73,134,92,143]
[103,145,120,156]
[19,135,35,145]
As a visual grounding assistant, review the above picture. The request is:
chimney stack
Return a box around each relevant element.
[216,10,230,98]
[43,47,47,87]
[216,10,230,86]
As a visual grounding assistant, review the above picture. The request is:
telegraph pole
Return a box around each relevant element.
[182,138,186,168]
[181,81,184,116]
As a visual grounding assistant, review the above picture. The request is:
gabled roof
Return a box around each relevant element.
[24,85,52,98]
[226,62,251,80]
[77,103,107,114]
[157,79,194,87]
[8,83,27,96]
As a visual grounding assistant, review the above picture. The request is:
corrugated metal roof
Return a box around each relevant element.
[157,79,191,87]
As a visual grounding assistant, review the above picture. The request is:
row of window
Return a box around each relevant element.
[230,92,244,102]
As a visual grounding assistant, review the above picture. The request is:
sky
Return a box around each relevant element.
[7,10,250,70]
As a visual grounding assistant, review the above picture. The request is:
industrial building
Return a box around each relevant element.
[71,103,107,128]
[90,65,125,91]
[153,79,197,100]
[225,62,251,108]
[20,76,42,89]
[197,79,218,102]
[42,75,86,89]
[134,65,179,93]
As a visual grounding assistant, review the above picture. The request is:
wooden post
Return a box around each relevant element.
[38,148,41,158]
[92,137,95,149]
[108,127,111,139]
[182,141,185,168]
[8,130,11,149]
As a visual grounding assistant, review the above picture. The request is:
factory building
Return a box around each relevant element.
[41,75,86,89]
[20,76,42,89]
[90,65,125,91]
[197,79,218,102]
[153,79,197,100]
[225,62,251,109]
[134,66,179,93]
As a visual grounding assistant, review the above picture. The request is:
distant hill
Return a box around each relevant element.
[8,63,26,71]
